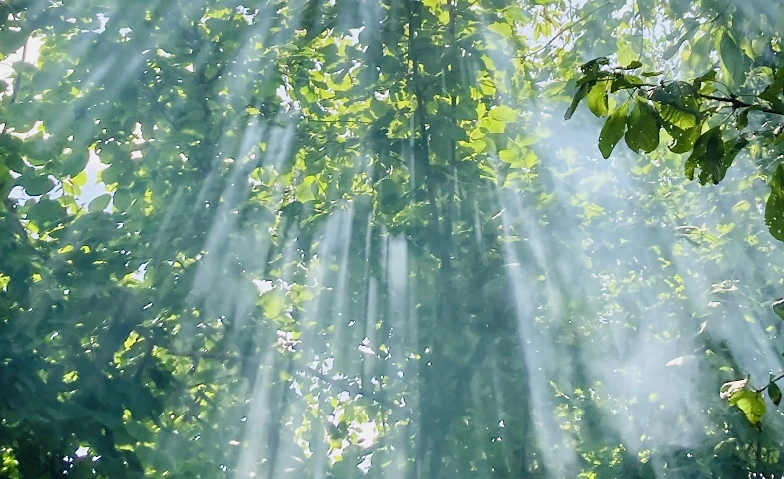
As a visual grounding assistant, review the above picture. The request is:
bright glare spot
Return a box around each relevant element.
[252,279,274,295]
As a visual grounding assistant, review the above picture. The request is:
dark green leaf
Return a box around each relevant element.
[611,75,643,92]
[692,69,717,89]
[564,83,591,120]
[766,165,784,241]
[625,101,660,153]
[685,127,725,184]
[773,298,784,321]
[768,379,782,407]
[58,152,90,178]
[19,175,54,196]
[759,68,784,112]
[668,124,702,154]
[717,31,748,89]
[736,106,762,130]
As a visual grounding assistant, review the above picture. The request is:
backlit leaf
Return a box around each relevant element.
[598,101,629,158]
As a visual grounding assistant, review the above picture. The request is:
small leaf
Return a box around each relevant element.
[611,75,643,92]
[579,57,609,74]
[624,60,643,69]
[759,68,784,112]
[692,69,717,89]
[772,298,784,321]
[766,166,784,241]
[768,379,782,407]
[88,194,111,213]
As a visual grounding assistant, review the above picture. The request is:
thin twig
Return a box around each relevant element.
[700,94,784,117]
[756,371,784,393]
[520,1,613,60]
[10,39,28,104]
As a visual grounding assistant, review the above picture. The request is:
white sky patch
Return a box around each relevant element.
[0,36,43,87]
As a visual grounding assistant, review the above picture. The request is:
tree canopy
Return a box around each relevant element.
[1,0,784,477]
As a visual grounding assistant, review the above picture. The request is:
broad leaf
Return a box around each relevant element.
[598,101,629,158]
[625,101,660,153]
[717,30,747,89]
[586,80,610,117]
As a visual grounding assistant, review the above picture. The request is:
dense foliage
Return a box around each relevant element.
[1,0,784,477]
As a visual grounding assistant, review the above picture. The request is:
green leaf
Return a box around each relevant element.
[662,43,681,60]
[685,127,725,184]
[657,104,698,130]
[766,165,784,241]
[651,81,700,114]
[113,189,134,211]
[728,390,766,426]
[624,101,660,153]
[488,105,517,123]
[27,197,66,227]
[598,101,629,158]
[19,175,54,196]
[88,194,111,213]
[717,31,748,89]
[261,290,286,319]
[768,379,782,407]
[720,136,749,176]
[759,68,784,112]
[773,298,784,321]
[487,22,513,39]
[692,69,717,90]
[586,80,610,117]
[611,75,643,92]
[377,178,405,215]
[564,82,591,120]
[59,152,90,178]
[736,106,761,130]
[579,57,610,75]
[504,6,530,23]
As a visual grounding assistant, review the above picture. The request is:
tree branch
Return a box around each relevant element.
[756,371,784,394]
[699,94,784,117]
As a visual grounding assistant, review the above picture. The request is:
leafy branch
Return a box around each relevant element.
[755,372,784,395]
[565,57,784,242]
